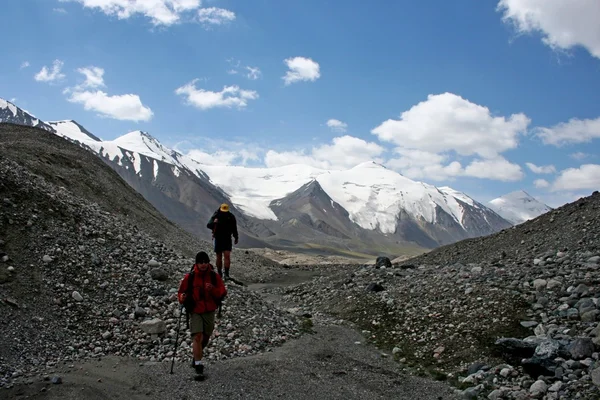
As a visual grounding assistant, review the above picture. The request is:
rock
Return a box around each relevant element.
[548,381,562,392]
[547,279,562,290]
[569,338,595,360]
[134,307,147,318]
[487,389,502,400]
[534,324,546,337]
[592,367,600,386]
[471,266,482,274]
[467,361,487,375]
[529,380,547,398]
[140,318,166,335]
[588,256,600,264]
[42,255,53,263]
[366,283,384,292]
[150,268,168,281]
[148,259,160,268]
[520,321,538,328]
[533,279,547,290]
[500,367,512,378]
[392,347,401,355]
[72,291,83,302]
[494,338,537,360]
[582,310,600,322]
[51,376,62,384]
[375,257,392,269]
[101,331,112,340]
[462,385,483,399]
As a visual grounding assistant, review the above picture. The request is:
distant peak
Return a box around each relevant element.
[353,160,387,169]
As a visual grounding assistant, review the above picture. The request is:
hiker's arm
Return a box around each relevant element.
[232,215,239,243]
[213,274,227,298]
[177,274,189,303]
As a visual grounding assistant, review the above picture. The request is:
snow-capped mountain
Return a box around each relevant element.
[488,190,552,225]
[0,98,54,131]
[1,97,514,254]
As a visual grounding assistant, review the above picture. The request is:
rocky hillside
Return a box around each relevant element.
[268,191,600,399]
[0,125,302,389]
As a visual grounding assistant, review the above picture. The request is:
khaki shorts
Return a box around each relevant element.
[190,311,215,336]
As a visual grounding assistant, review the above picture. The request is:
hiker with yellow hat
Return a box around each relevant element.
[206,203,239,279]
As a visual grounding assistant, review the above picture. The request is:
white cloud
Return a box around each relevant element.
[34,59,66,83]
[526,162,556,174]
[62,0,233,27]
[76,66,106,89]
[20,61,30,69]
[371,92,530,158]
[198,7,235,27]
[54,7,68,13]
[245,66,261,80]
[67,91,153,122]
[65,67,153,122]
[497,0,600,59]
[464,157,524,182]
[326,119,348,133]
[386,149,463,181]
[571,152,590,160]
[265,135,385,170]
[187,149,257,166]
[535,116,600,146]
[534,178,550,188]
[282,57,321,85]
[175,80,258,110]
[551,164,600,191]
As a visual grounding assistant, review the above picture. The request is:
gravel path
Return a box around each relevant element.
[3,273,458,400]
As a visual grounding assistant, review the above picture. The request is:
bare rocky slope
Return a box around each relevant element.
[0,124,301,388]
[269,191,600,399]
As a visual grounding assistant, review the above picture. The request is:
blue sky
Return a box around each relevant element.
[1,0,599,207]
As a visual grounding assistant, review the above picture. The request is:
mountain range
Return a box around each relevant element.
[0,97,551,257]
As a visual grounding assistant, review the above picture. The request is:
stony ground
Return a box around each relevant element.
[0,157,306,388]
[265,192,600,399]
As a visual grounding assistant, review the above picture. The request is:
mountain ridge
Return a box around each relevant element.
[1,96,540,254]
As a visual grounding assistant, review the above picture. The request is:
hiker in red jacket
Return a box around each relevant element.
[178,251,227,379]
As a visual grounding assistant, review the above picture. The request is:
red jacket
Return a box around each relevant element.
[178,263,227,314]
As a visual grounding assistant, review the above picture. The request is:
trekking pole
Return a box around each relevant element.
[170,305,184,374]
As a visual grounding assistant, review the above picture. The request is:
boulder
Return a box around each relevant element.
[140,318,166,335]
[375,257,392,269]
[150,268,168,281]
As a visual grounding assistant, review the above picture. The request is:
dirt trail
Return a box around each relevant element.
[4,269,459,400]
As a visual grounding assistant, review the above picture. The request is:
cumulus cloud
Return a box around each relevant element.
[265,135,385,170]
[198,7,235,26]
[282,57,321,85]
[497,0,600,59]
[34,59,66,83]
[76,66,106,89]
[61,0,235,27]
[463,158,524,182]
[326,119,348,133]
[372,92,530,158]
[245,66,261,80]
[535,116,600,146]
[65,67,153,122]
[534,179,550,188]
[386,149,463,181]
[175,80,258,110]
[526,162,556,174]
[187,149,258,166]
[551,164,600,192]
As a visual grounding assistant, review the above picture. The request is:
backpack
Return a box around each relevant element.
[183,265,225,327]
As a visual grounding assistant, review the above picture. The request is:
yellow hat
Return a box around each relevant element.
[220,203,229,212]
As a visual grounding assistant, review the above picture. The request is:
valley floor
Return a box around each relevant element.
[3,269,458,400]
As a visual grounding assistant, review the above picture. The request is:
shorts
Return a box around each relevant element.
[190,311,216,336]
[214,237,232,253]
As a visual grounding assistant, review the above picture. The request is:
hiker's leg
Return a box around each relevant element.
[192,332,203,361]
[201,312,215,349]
[215,252,223,276]
[224,250,231,276]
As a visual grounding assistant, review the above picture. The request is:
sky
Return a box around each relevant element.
[1,0,599,208]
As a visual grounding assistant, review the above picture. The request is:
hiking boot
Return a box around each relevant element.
[224,269,230,278]
[217,268,223,278]
[194,363,204,375]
